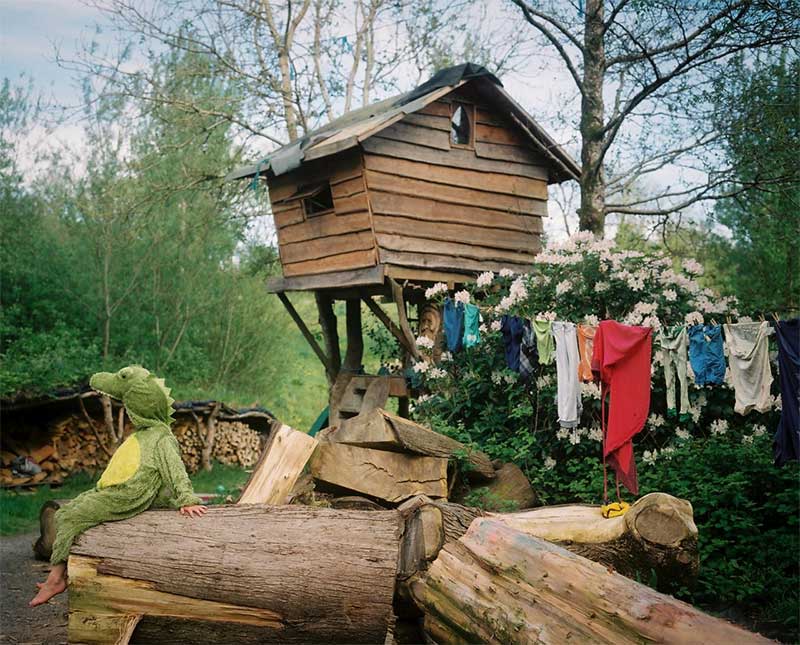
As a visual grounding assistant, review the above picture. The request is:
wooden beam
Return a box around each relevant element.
[276,292,334,377]
[388,277,423,362]
[315,292,341,385]
[362,296,420,359]
[266,264,385,293]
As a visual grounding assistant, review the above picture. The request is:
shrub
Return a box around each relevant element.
[409,232,798,638]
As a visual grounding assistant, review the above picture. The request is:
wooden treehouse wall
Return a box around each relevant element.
[361,85,548,276]
[269,85,550,280]
[269,149,378,278]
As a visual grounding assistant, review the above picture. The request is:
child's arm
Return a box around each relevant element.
[154,433,204,511]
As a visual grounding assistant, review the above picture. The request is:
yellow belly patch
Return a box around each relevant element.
[98,435,141,488]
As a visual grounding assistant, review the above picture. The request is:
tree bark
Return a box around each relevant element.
[397,494,698,593]
[409,517,770,644]
[333,408,495,482]
[310,442,448,503]
[579,0,606,236]
[315,292,340,386]
[68,505,402,644]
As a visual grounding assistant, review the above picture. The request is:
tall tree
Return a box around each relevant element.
[69,0,529,147]
[510,0,798,235]
[708,54,800,313]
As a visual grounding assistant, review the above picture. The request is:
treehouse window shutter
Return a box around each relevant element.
[450,103,473,147]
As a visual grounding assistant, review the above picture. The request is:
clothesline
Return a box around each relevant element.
[437,297,799,498]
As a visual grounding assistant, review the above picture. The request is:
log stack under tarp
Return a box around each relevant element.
[0,390,277,486]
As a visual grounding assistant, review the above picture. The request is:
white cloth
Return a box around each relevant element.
[723,321,774,415]
[553,321,582,428]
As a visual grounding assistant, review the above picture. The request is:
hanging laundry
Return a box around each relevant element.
[688,324,726,386]
[577,324,596,382]
[533,319,555,365]
[501,315,524,372]
[462,303,481,348]
[773,318,799,466]
[592,320,652,496]
[443,297,465,353]
[553,321,582,428]
[519,319,539,382]
[723,321,774,415]
[658,325,690,421]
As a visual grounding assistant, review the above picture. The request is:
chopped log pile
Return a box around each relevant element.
[1,391,276,487]
[62,404,772,644]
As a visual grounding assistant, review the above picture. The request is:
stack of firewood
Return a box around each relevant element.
[0,444,64,487]
[212,421,262,468]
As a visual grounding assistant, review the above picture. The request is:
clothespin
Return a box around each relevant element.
[726,315,732,324]
[759,313,766,322]
[772,312,781,323]
[711,318,718,326]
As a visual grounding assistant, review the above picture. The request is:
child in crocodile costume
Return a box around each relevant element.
[30,366,207,607]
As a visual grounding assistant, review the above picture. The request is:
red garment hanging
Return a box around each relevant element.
[591,320,652,496]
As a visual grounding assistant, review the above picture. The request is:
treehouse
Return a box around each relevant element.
[229,63,579,423]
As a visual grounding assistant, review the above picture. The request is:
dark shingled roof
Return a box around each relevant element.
[227,63,580,184]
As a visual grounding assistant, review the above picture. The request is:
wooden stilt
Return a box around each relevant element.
[276,292,334,378]
[388,278,421,362]
[315,292,341,385]
[362,296,420,359]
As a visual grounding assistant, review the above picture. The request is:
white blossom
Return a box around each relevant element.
[544,456,557,470]
[454,289,471,305]
[642,449,658,465]
[752,424,767,437]
[685,311,704,326]
[675,427,691,441]
[588,426,604,442]
[536,311,557,322]
[595,281,609,293]
[555,280,573,296]
[556,427,569,440]
[682,258,704,275]
[641,315,662,331]
[478,323,488,334]
[536,374,553,389]
[491,371,504,385]
[568,428,582,445]
[425,282,448,299]
[490,320,502,332]
[440,351,452,363]
[584,314,600,326]
[648,413,666,428]
[710,419,729,436]
[428,367,448,379]
[662,289,678,303]
[742,435,755,445]
[415,335,435,350]
[499,268,515,277]
[412,360,431,374]
[476,271,495,288]
[416,394,434,404]
[504,372,517,385]
[581,381,601,400]
[662,445,676,459]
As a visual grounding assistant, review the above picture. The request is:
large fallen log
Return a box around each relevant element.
[409,517,770,644]
[310,442,448,503]
[397,493,698,592]
[333,408,495,482]
[67,505,402,644]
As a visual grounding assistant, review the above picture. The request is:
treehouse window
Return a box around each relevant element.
[450,103,472,147]
[298,182,334,216]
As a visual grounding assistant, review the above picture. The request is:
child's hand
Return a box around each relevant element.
[179,505,208,518]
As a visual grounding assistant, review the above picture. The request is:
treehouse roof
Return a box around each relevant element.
[227,63,580,184]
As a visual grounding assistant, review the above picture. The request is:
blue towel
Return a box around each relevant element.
[443,297,465,353]
[688,324,726,385]
[463,303,481,348]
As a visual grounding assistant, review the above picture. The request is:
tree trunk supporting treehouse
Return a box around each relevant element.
[67,505,402,644]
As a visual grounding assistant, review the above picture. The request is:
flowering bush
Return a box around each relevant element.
[405,232,798,638]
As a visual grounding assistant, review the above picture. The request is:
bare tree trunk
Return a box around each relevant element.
[578,0,606,236]
[315,292,341,386]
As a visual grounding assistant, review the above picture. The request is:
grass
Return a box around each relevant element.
[0,462,251,536]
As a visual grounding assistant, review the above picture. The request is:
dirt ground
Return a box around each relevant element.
[0,533,67,645]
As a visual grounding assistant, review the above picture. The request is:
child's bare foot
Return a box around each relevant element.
[29,578,67,606]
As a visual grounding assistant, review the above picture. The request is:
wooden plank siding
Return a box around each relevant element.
[268,149,378,278]
[362,99,547,275]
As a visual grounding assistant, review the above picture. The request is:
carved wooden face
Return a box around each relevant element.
[419,304,442,337]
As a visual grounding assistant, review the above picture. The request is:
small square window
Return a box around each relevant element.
[298,182,334,216]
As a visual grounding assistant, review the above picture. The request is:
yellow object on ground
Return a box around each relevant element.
[601,501,630,518]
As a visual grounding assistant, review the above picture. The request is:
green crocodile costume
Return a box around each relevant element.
[50,366,201,564]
